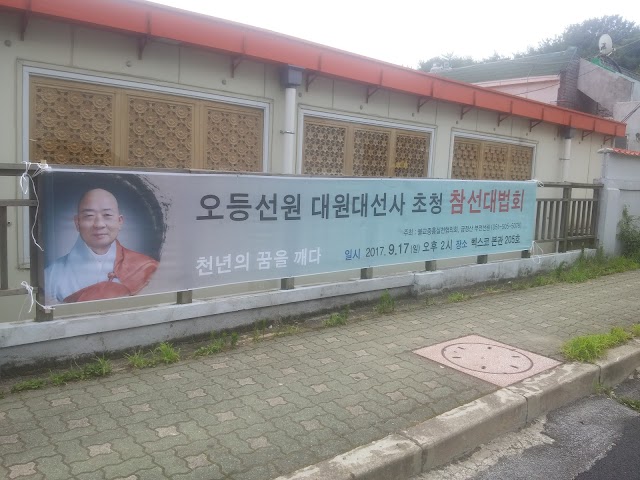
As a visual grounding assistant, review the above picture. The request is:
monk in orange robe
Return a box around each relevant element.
[44,188,159,304]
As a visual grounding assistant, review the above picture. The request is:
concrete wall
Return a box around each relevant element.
[578,59,635,114]
[0,250,587,372]
[614,102,640,152]
[0,13,613,323]
[596,149,640,255]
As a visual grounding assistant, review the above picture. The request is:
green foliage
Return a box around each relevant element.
[630,324,640,337]
[231,332,239,348]
[420,15,640,75]
[618,396,640,412]
[274,324,300,337]
[49,357,112,385]
[618,207,640,260]
[375,291,395,314]
[154,342,180,364]
[194,338,225,357]
[125,350,157,368]
[84,356,112,377]
[253,320,268,342]
[562,327,633,362]
[11,379,46,393]
[324,307,349,327]
[447,292,467,303]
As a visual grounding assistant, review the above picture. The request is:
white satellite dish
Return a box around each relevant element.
[599,34,613,55]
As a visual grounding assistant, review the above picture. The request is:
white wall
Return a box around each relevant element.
[0,12,613,322]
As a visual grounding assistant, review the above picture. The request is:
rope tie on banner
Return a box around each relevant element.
[529,240,544,264]
[532,179,545,188]
[19,281,47,314]
[19,161,51,252]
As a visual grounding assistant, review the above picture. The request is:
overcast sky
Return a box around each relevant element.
[148,0,640,69]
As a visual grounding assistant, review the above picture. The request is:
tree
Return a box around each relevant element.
[419,15,640,74]
[532,15,640,72]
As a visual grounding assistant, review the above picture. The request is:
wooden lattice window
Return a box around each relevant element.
[302,116,430,177]
[452,138,533,180]
[31,79,115,166]
[30,76,264,171]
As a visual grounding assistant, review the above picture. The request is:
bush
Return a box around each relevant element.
[618,207,640,260]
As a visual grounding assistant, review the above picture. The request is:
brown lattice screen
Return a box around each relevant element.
[30,77,263,171]
[302,117,430,177]
[452,138,533,180]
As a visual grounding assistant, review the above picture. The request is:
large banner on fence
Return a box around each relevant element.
[41,169,537,306]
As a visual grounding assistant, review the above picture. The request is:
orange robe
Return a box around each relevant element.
[63,241,159,303]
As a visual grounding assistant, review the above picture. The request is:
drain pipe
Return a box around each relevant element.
[560,127,574,182]
[280,66,304,174]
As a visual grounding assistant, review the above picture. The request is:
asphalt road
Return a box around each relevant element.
[415,369,640,480]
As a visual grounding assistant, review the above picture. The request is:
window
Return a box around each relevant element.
[302,116,431,177]
[30,76,264,171]
[452,138,533,180]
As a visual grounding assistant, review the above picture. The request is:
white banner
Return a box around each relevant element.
[42,169,537,305]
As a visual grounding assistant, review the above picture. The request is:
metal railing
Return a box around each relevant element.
[0,164,603,321]
[534,182,601,253]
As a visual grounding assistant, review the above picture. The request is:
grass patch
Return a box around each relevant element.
[154,342,180,364]
[630,324,640,337]
[274,324,300,337]
[11,379,46,393]
[375,291,395,314]
[447,292,467,303]
[253,320,268,343]
[194,338,225,357]
[562,327,633,362]
[617,397,640,413]
[324,307,349,327]
[125,350,157,368]
[49,357,112,386]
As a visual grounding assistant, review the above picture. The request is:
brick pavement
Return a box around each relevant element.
[1,270,639,480]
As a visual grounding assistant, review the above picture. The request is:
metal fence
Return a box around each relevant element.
[534,183,601,253]
[0,164,602,321]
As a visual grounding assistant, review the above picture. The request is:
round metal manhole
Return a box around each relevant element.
[441,342,534,374]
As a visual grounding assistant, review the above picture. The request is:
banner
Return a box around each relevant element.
[41,169,537,306]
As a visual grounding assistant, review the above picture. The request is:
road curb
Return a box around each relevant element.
[274,342,640,480]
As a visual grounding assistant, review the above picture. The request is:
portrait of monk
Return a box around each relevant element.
[44,188,159,303]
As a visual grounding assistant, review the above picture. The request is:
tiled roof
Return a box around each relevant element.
[604,147,640,157]
[0,0,626,137]
[434,48,579,83]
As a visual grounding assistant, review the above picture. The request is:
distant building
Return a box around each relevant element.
[434,48,640,151]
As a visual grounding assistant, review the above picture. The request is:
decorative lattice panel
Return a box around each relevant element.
[510,146,533,180]
[452,141,480,179]
[303,123,346,175]
[482,143,509,180]
[127,96,193,169]
[353,129,389,177]
[394,133,429,177]
[205,107,263,172]
[32,83,114,166]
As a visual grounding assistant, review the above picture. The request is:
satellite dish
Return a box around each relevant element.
[599,34,613,55]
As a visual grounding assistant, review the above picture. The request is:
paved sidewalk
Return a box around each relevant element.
[1,271,639,480]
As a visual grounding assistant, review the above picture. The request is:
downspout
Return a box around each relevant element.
[560,127,574,182]
[280,66,304,175]
[282,87,296,174]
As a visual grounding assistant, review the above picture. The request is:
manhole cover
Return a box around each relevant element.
[414,335,560,387]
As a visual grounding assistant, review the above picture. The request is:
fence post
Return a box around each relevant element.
[0,206,7,291]
[424,260,437,271]
[360,267,373,280]
[177,290,193,304]
[591,187,601,246]
[281,277,295,290]
[31,176,53,321]
[477,255,488,264]
[559,186,571,253]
